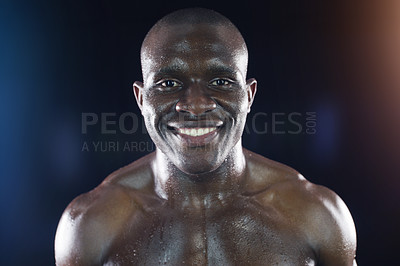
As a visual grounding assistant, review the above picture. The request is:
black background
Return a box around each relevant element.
[1,0,399,265]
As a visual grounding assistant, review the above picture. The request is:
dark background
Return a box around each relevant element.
[1,0,399,265]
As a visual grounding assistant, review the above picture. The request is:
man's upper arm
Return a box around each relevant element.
[55,193,107,265]
[55,186,134,265]
[308,185,357,266]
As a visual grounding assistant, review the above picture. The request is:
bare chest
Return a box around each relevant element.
[104,200,316,266]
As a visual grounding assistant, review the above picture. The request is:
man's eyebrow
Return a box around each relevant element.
[209,65,236,74]
[205,58,239,76]
[154,59,189,78]
[206,64,238,78]
[156,66,186,77]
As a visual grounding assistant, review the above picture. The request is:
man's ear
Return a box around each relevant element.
[133,81,144,112]
[246,78,257,113]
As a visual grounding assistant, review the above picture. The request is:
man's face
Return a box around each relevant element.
[135,24,256,175]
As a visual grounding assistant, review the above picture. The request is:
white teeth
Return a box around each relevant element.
[178,127,217,137]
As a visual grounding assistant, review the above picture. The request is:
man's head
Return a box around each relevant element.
[134,8,257,175]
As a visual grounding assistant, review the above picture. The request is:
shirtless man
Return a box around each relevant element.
[55,8,357,265]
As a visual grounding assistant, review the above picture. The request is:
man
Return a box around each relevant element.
[55,8,357,265]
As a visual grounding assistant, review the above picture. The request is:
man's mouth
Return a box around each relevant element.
[174,126,220,146]
[177,127,217,137]
[167,121,223,147]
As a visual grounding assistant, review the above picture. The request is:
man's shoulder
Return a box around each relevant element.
[66,152,158,220]
[102,151,155,189]
[251,171,350,224]
[245,150,319,215]
[55,153,160,265]
[57,151,160,236]
[244,149,303,194]
[256,178,356,264]
[244,150,357,264]
[244,150,340,208]
[55,184,129,264]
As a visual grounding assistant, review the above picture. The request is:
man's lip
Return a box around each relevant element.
[166,120,224,146]
[173,126,220,146]
[166,122,223,146]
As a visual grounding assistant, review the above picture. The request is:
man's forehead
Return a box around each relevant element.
[143,24,244,54]
[154,58,239,75]
[141,50,247,82]
[141,24,248,79]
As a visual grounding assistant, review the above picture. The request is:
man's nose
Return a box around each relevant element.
[176,84,217,115]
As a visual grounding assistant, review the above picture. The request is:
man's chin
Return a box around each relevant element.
[176,161,221,177]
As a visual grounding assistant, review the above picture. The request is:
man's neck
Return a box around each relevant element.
[151,142,247,211]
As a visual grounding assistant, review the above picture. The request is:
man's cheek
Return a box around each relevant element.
[142,108,157,133]
[238,95,250,112]
[225,93,248,112]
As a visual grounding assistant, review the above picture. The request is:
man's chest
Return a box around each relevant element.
[103,200,316,265]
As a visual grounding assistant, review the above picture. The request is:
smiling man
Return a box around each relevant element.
[55,8,357,265]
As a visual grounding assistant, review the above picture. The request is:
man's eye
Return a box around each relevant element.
[210,79,230,86]
[160,80,180,87]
